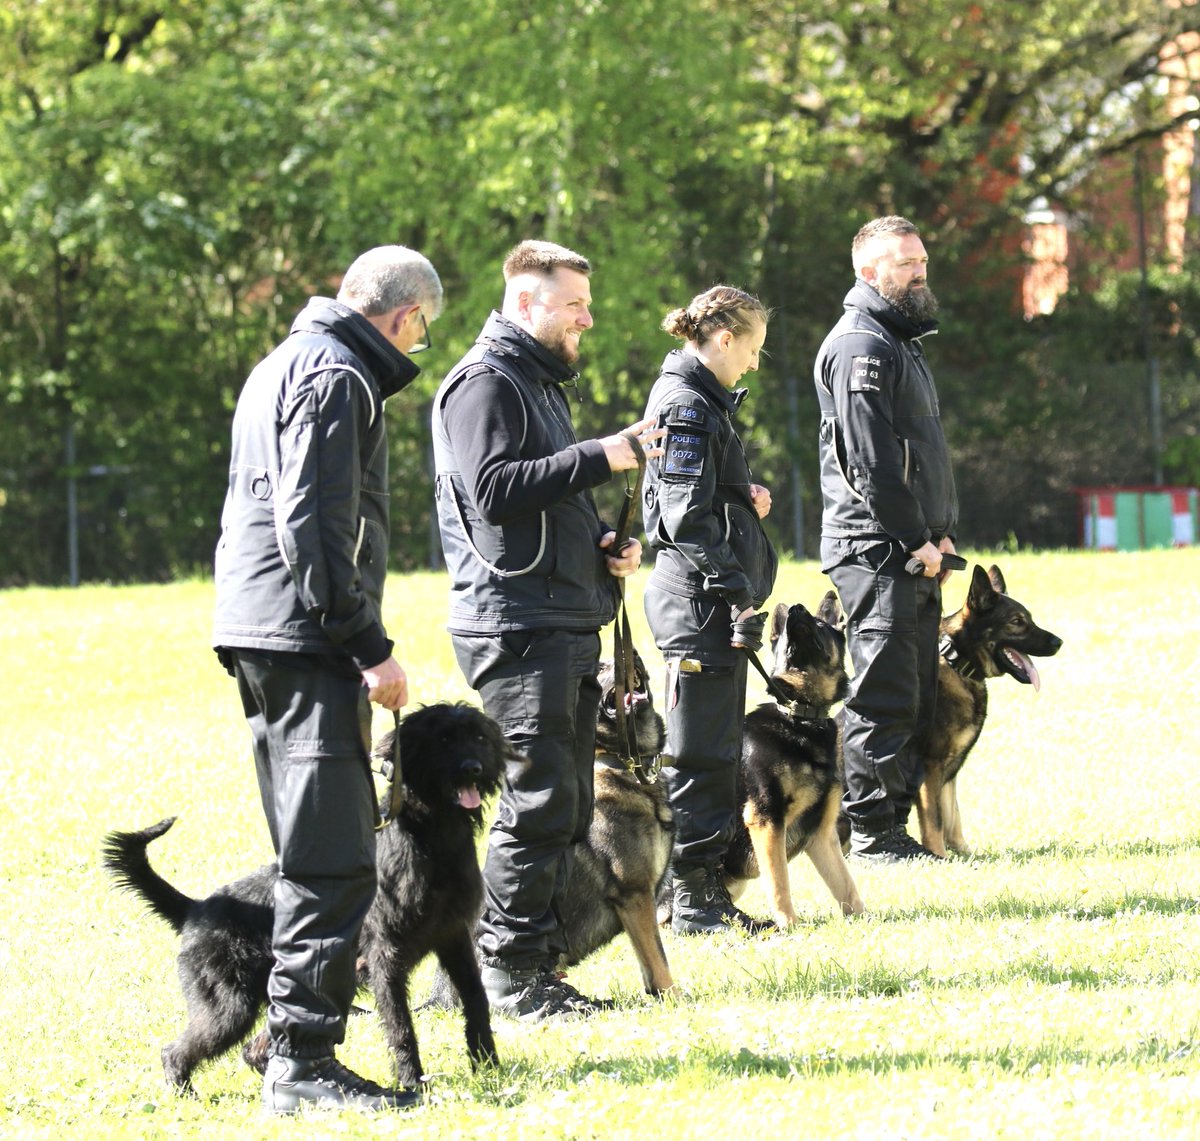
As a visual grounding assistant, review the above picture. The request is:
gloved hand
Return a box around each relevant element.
[730,609,767,653]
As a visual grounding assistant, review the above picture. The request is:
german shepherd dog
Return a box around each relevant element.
[555,652,675,994]
[425,652,674,1010]
[723,591,865,924]
[102,702,508,1094]
[917,564,1063,858]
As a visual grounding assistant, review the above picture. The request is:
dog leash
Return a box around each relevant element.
[610,429,654,786]
[374,710,405,830]
[742,645,816,710]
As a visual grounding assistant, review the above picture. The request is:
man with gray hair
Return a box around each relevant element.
[433,239,662,1021]
[213,244,440,1111]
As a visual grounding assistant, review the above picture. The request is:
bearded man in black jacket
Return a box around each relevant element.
[432,240,662,1022]
[813,216,960,866]
[213,245,441,1112]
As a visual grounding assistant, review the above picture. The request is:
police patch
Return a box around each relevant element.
[850,354,884,392]
[663,430,706,478]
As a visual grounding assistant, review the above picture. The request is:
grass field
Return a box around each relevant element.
[1,549,1197,1139]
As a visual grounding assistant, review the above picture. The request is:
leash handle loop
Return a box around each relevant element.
[375,710,404,830]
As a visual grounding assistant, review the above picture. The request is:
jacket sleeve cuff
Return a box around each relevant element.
[903,527,933,552]
[577,440,614,485]
[724,587,756,612]
[345,628,394,673]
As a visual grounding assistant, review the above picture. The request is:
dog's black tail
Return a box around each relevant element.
[101,817,195,934]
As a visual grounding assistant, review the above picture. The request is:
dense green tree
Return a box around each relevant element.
[2,0,1199,582]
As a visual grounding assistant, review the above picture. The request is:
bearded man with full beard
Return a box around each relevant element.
[813,215,960,865]
[432,240,663,1020]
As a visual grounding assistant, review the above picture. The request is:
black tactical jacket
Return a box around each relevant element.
[813,280,958,559]
[213,297,419,669]
[431,312,617,635]
[641,349,777,613]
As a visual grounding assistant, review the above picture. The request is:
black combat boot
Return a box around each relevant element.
[670,864,775,936]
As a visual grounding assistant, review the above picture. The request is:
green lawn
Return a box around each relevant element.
[1,549,1197,1139]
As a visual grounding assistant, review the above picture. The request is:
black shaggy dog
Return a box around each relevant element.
[102,701,507,1094]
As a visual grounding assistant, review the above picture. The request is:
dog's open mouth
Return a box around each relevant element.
[457,785,482,810]
[1001,647,1041,691]
[602,687,649,718]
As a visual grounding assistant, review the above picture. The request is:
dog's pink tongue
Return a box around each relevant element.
[458,786,482,810]
[1019,652,1041,692]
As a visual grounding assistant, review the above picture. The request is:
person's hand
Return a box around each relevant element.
[749,483,772,519]
[907,540,942,579]
[361,656,408,711]
[730,607,767,653]
[600,531,641,578]
[598,416,666,472]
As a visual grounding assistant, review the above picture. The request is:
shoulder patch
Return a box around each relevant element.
[849,354,885,393]
[662,428,706,479]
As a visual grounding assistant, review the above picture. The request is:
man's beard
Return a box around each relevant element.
[533,314,580,364]
[878,274,939,323]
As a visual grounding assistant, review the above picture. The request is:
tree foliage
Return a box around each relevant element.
[2,0,1199,583]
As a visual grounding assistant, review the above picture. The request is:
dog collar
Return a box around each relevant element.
[939,633,980,680]
[761,698,831,722]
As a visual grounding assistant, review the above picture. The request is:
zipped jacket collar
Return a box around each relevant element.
[290,297,420,400]
[476,311,580,388]
[657,349,746,415]
[846,279,938,342]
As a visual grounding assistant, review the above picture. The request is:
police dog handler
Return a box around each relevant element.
[433,240,664,1021]
[213,245,441,1113]
[813,215,959,865]
[641,286,779,936]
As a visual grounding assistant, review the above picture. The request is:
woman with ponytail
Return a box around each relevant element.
[640,286,778,936]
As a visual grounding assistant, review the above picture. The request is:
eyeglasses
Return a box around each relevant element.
[409,311,431,354]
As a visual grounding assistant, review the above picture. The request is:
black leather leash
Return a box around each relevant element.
[743,644,799,707]
[374,709,404,830]
[905,551,968,576]
[611,429,654,785]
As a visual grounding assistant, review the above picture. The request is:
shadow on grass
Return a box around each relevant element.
[965,835,1200,864]
[704,942,1200,1003]
[883,890,1200,925]
[463,1032,1197,1106]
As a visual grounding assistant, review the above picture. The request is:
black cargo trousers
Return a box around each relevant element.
[644,584,749,871]
[451,628,601,972]
[230,649,377,1060]
[829,541,942,836]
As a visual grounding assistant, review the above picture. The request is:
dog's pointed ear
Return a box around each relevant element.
[770,601,790,644]
[817,589,844,630]
[986,564,1007,596]
[967,564,999,612]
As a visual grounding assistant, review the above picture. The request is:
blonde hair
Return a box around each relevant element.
[662,286,767,345]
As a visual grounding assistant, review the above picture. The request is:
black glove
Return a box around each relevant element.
[730,610,767,653]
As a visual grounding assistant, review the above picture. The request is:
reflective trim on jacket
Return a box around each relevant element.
[641,350,777,612]
[431,312,617,635]
[212,297,418,669]
[813,281,958,551]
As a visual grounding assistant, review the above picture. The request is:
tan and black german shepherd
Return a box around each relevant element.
[917,563,1063,857]
[723,592,865,924]
[425,653,675,1008]
[555,653,675,994]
